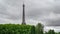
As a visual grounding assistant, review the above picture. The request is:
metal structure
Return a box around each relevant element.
[22,3,26,25]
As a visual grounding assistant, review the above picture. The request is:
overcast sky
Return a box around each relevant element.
[0,0,60,32]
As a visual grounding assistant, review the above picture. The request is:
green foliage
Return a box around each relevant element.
[0,24,35,34]
[47,30,55,34]
[36,23,44,34]
[45,32,48,34]
[58,32,60,34]
[0,23,60,34]
[31,26,36,34]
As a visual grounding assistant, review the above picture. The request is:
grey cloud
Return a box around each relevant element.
[0,0,23,20]
[0,0,60,26]
[46,19,60,26]
[26,0,60,26]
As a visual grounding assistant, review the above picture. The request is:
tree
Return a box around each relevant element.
[0,24,34,34]
[47,30,55,34]
[36,23,44,34]
[31,26,36,34]
[45,32,48,34]
[58,32,60,34]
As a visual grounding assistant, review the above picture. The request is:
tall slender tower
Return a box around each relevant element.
[22,3,26,25]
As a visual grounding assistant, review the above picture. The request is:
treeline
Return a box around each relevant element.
[35,23,60,34]
[45,30,60,34]
[0,23,60,34]
[0,24,35,34]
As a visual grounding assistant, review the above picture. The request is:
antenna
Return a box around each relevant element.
[23,0,24,4]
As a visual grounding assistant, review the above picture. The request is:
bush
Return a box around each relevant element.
[0,24,35,34]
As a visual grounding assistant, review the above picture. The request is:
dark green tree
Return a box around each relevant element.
[58,32,60,34]
[36,23,44,34]
[31,26,36,34]
[47,30,55,34]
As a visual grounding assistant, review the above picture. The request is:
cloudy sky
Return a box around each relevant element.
[0,0,60,32]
